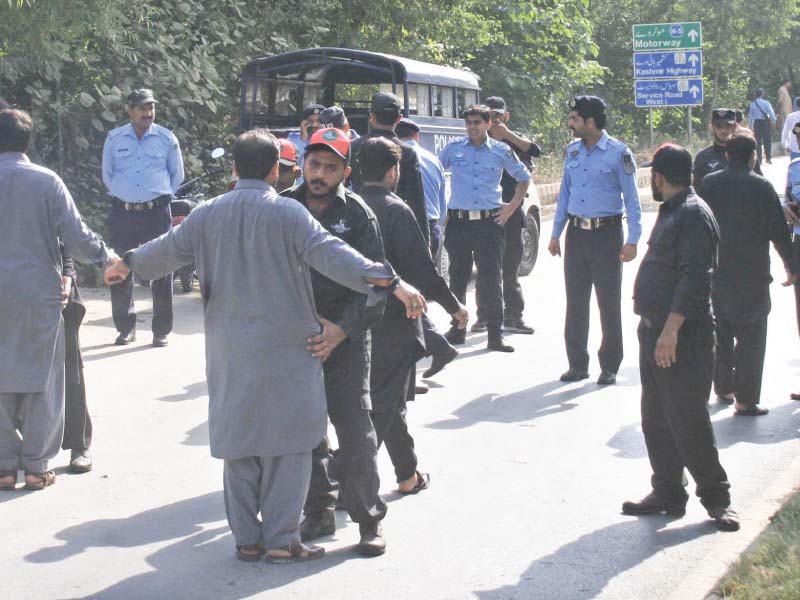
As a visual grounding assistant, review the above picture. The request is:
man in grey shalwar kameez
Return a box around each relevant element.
[104,130,426,562]
[0,109,118,491]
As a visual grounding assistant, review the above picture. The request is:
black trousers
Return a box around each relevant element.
[445,217,505,333]
[639,319,731,509]
[564,222,624,373]
[107,201,173,336]
[371,362,418,483]
[422,314,452,358]
[429,218,442,259]
[304,337,386,526]
[753,119,772,163]
[476,208,526,323]
[713,316,768,406]
[61,301,91,451]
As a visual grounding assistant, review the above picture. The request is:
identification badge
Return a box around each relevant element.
[622,154,635,175]
[570,150,579,158]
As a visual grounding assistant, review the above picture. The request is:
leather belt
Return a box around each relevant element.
[568,214,622,230]
[447,208,501,221]
[113,194,171,212]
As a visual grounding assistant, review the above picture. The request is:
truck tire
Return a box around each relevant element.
[518,208,540,277]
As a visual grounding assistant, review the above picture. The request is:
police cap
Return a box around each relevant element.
[371,93,401,119]
[485,96,508,114]
[711,108,736,125]
[301,104,325,120]
[126,89,158,107]
[320,106,347,129]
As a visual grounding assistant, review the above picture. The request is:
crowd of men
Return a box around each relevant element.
[3,81,800,561]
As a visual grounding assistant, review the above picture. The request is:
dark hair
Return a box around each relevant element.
[651,143,692,187]
[570,96,607,129]
[372,111,399,127]
[461,104,491,122]
[395,122,417,140]
[725,134,756,163]
[358,137,402,182]
[232,129,279,180]
[781,78,790,85]
[755,88,764,98]
[0,109,33,153]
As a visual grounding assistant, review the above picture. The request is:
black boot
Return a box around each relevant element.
[487,332,514,353]
[356,522,386,556]
[300,507,336,541]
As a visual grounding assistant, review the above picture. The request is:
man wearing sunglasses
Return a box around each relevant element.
[549,95,641,385]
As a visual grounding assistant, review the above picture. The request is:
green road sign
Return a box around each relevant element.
[632,22,702,51]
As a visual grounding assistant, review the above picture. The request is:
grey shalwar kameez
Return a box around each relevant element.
[127,180,394,549]
[0,153,113,474]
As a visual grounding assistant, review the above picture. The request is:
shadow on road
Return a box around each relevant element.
[427,379,604,430]
[475,519,716,600]
[157,380,208,403]
[608,400,800,460]
[26,491,355,599]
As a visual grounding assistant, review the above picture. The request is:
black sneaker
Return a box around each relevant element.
[300,507,336,541]
[422,346,458,379]
[444,326,466,345]
[470,320,488,333]
[622,491,686,516]
[356,523,386,556]
[708,505,740,531]
[560,368,589,382]
[487,334,514,353]
[503,319,534,334]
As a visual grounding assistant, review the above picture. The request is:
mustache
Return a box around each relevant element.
[308,179,329,188]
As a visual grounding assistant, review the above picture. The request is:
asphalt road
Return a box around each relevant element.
[2,156,799,600]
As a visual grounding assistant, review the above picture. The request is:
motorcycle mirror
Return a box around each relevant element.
[210,147,225,160]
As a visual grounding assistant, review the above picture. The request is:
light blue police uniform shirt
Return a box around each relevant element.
[787,157,800,235]
[552,131,642,245]
[102,123,184,203]
[748,98,776,129]
[407,139,447,220]
[438,136,530,211]
[287,131,308,185]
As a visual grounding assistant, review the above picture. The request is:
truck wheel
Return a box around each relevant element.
[518,210,540,277]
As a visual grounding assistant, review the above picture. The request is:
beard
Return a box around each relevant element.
[651,179,664,203]
[306,177,342,200]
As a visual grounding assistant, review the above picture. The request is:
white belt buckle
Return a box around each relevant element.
[468,210,481,220]
[577,217,592,230]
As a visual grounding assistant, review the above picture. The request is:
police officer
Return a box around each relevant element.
[693,108,737,187]
[548,96,641,384]
[439,104,531,353]
[102,89,184,346]
[287,104,324,184]
[624,143,739,532]
[748,89,776,165]
[320,105,360,140]
[784,123,800,399]
[471,96,542,335]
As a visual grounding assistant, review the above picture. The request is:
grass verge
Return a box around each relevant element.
[712,488,800,600]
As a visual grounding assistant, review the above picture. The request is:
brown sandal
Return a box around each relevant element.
[235,544,264,562]
[24,471,55,490]
[265,539,325,564]
[0,470,17,491]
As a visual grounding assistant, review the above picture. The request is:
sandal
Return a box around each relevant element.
[0,470,17,491]
[265,539,324,564]
[23,470,55,490]
[235,544,264,562]
[398,471,430,495]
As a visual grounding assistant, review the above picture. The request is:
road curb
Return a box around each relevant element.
[667,449,800,600]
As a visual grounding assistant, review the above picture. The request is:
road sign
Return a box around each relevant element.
[632,22,702,51]
[633,51,702,79]
[634,78,703,107]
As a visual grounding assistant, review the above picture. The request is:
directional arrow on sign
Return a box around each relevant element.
[688,54,699,67]
[688,28,699,42]
[690,85,700,98]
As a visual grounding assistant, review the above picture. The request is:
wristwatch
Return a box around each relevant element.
[387,275,401,291]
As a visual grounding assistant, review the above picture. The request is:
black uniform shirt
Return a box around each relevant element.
[633,187,720,326]
[499,137,541,203]
[693,143,762,187]
[283,182,386,338]
[698,161,797,322]
[350,128,430,246]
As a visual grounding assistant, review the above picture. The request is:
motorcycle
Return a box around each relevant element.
[171,147,226,292]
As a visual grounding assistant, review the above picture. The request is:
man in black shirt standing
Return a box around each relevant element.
[282,128,389,556]
[357,137,468,499]
[698,134,797,416]
[349,92,430,246]
[624,143,739,532]
[693,108,737,187]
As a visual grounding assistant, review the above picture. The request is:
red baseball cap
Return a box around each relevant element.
[277,138,298,167]
[306,127,350,162]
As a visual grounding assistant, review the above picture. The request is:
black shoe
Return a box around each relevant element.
[415,384,429,395]
[69,449,92,474]
[503,318,534,335]
[597,370,617,385]
[115,329,136,345]
[470,320,488,333]
[708,505,740,531]
[560,368,589,382]
[444,327,466,345]
[300,508,336,541]
[152,334,169,347]
[423,346,458,379]
[356,523,386,556]
[622,491,686,516]
[487,334,514,353]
